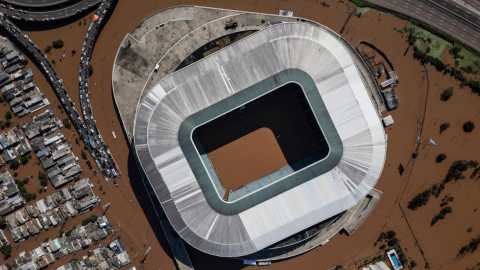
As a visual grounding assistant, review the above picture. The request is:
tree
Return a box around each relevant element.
[86,160,92,169]
[436,153,447,163]
[72,48,76,54]
[468,227,473,233]
[88,64,93,76]
[5,110,12,120]
[379,244,386,250]
[386,230,396,239]
[412,151,419,159]
[0,96,3,103]
[38,171,48,186]
[20,156,29,164]
[9,160,20,170]
[469,160,479,168]
[19,59,28,65]
[81,150,87,159]
[440,122,450,133]
[13,172,17,177]
[463,121,475,133]
[440,89,453,101]
[0,245,12,259]
[388,237,399,246]
[52,39,64,48]
[45,46,52,53]
[0,217,6,229]
[408,189,432,210]
[22,177,29,185]
[63,118,71,129]
[52,59,55,64]
[410,260,417,268]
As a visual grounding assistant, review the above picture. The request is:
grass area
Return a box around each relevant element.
[356,7,373,16]
[457,49,480,71]
[203,47,220,57]
[403,26,480,73]
[407,26,450,62]
[348,0,480,59]
[232,31,253,43]
[217,36,230,48]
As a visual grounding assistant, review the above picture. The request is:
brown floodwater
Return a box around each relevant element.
[0,0,478,269]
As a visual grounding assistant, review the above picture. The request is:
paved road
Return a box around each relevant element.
[0,0,121,182]
[78,0,120,179]
[1,0,72,8]
[0,0,100,21]
[428,0,480,27]
[365,0,480,52]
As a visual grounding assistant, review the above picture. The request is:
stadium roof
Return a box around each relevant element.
[134,23,387,257]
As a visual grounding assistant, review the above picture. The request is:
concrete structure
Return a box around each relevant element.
[129,21,386,257]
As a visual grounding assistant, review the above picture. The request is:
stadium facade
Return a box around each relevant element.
[132,22,387,257]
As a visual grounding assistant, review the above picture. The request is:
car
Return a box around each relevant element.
[103,10,106,14]
[76,10,79,13]
[86,120,89,124]
[28,18,33,21]
[85,83,88,87]
[81,7,85,11]
[50,17,54,20]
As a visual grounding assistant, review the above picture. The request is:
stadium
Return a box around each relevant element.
[114,7,387,260]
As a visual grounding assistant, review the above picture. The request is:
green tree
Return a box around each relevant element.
[0,217,6,229]
[9,160,20,170]
[386,230,396,239]
[440,89,453,101]
[19,59,28,65]
[410,260,417,268]
[86,160,92,169]
[81,150,87,159]
[0,245,12,259]
[38,171,48,186]
[45,46,52,53]
[13,172,17,177]
[440,122,450,133]
[0,96,4,103]
[412,151,419,159]
[5,110,12,120]
[20,156,29,164]
[88,64,93,76]
[388,237,399,246]
[22,177,29,185]
[436,153,447,163]
[52,39,64,48]
[63,118,71,129]
[464,121,475,133]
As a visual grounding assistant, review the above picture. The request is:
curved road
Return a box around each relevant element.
[77,0,120,179]
[365,0,480,52]
[0,0,120,182]
[1,0,72,8]
[0,0,100,20]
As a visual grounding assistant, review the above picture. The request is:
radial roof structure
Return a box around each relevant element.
[133,22,387,257]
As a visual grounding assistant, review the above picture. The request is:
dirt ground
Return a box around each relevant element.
[0,0,478,270]
[208,127,287,192]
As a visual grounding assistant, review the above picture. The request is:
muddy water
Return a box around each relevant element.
[208,127,288,192]
[0,0,478,269]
